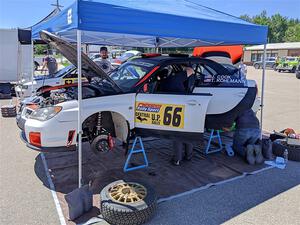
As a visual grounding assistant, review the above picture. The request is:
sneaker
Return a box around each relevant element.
[254,144,264,164]
[172,160,181,166]
[246,145,255,165]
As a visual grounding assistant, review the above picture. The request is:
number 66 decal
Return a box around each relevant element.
[163,106,183,127]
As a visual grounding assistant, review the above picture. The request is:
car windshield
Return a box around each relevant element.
[118,52,135,61]
[53,65,74,78]
[109,61,154,92]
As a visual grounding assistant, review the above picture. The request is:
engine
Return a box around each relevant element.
[39,88,77,107]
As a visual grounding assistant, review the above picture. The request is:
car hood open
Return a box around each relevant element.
[40,31,122,93]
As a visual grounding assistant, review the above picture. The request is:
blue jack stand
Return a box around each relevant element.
[205,129,223,154]
[123,136,149,172]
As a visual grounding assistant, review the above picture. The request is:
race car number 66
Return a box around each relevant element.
[163,106,182,127]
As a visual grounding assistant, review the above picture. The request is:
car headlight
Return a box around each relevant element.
[29,106,62,121]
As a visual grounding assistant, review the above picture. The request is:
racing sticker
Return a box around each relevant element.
[63,77,87,85]
[135,102,185,128]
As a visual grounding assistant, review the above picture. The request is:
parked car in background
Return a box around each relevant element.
[296,64,300,79]
[253,57,276,70]
[276,56,300,73]
[112,50,142,65]
[14,65,87,97]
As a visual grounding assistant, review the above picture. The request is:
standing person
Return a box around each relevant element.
[232,109,264,165]
[94,47,113,74]
[160,65,195,166]
[41,51,58,76]
[239,59,247,75]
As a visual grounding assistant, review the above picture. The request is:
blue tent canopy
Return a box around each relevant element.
[32,0,268,47]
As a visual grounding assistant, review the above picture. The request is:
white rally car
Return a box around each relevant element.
[21,31,259,153]
[14,65,89,97]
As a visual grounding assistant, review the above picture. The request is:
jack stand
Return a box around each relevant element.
[204,129,223,154]
[123,136,149,172]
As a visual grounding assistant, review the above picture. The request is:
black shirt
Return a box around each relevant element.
[160,71,188,93]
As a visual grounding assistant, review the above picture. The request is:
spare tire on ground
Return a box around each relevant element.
[1,105,17,117]
[272,140,300,162]
[100,180,157,225]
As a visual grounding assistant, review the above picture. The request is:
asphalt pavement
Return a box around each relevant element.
[0,99,60,225]
[146,162,300,225]
[247,66,300,132]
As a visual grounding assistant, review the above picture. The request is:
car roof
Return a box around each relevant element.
[128,55,232,75]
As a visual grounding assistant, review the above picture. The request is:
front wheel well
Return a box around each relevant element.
[82,111,129,143]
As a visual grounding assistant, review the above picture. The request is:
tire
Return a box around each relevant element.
[90,134,110,154]
[272,140,300,162]
[254,64,260,69]
[291,67,296,73]
[100,180,157,225]
[296,72,300,79]
[1,105,17,117]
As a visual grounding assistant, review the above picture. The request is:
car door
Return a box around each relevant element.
[193,63,248,115]
[135,93,212,134]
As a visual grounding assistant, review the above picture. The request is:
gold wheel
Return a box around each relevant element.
[108,182,147,203]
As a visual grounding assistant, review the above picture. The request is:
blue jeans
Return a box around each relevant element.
[233,128,261,157]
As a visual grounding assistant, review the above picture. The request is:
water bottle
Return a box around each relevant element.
[283,149,288,163]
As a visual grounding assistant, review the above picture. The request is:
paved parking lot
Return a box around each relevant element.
[247,66,300,132]
[0,66,299,225]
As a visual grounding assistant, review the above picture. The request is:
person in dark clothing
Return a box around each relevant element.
[233,109,264,164]
[160,66,194,93]
[160,66,194,166]
[41,52,58,76]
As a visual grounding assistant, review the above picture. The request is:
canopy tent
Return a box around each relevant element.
[32,0,268,47]
[31,0,268,187]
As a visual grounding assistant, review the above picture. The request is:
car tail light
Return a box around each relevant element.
[67,130,76,147]
[29,132,41,147]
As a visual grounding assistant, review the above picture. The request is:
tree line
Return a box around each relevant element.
[240,11,300,43]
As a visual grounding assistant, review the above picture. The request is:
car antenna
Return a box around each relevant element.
[51,0,63,10]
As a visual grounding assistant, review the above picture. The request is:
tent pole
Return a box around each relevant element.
[260,44,267,138]
[77,30,83,188]
[31,39,34,95]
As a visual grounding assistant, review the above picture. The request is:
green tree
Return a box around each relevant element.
[240,11,299,43]
[285,24,300,42]
[34,44,48,55]
[268,14,288,43]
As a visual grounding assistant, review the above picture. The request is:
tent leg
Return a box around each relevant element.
[77,30,83,188]
[31,39,34,95]
[260,44,267,138]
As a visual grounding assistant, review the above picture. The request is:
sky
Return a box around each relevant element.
[0,0,299,29]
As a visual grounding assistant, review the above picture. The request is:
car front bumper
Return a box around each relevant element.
[20,130,76,152]
[23,118,77,152]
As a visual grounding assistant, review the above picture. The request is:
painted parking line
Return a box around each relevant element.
[41,153,67,225]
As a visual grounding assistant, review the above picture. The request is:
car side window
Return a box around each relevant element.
[195,63,245,87]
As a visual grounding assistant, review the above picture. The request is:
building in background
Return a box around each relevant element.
[244,42,300,65]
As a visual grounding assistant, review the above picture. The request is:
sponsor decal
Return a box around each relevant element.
[213,75,245,83]
[67,9,72,24]
[63,77,87,85]
[135,102,185,128]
